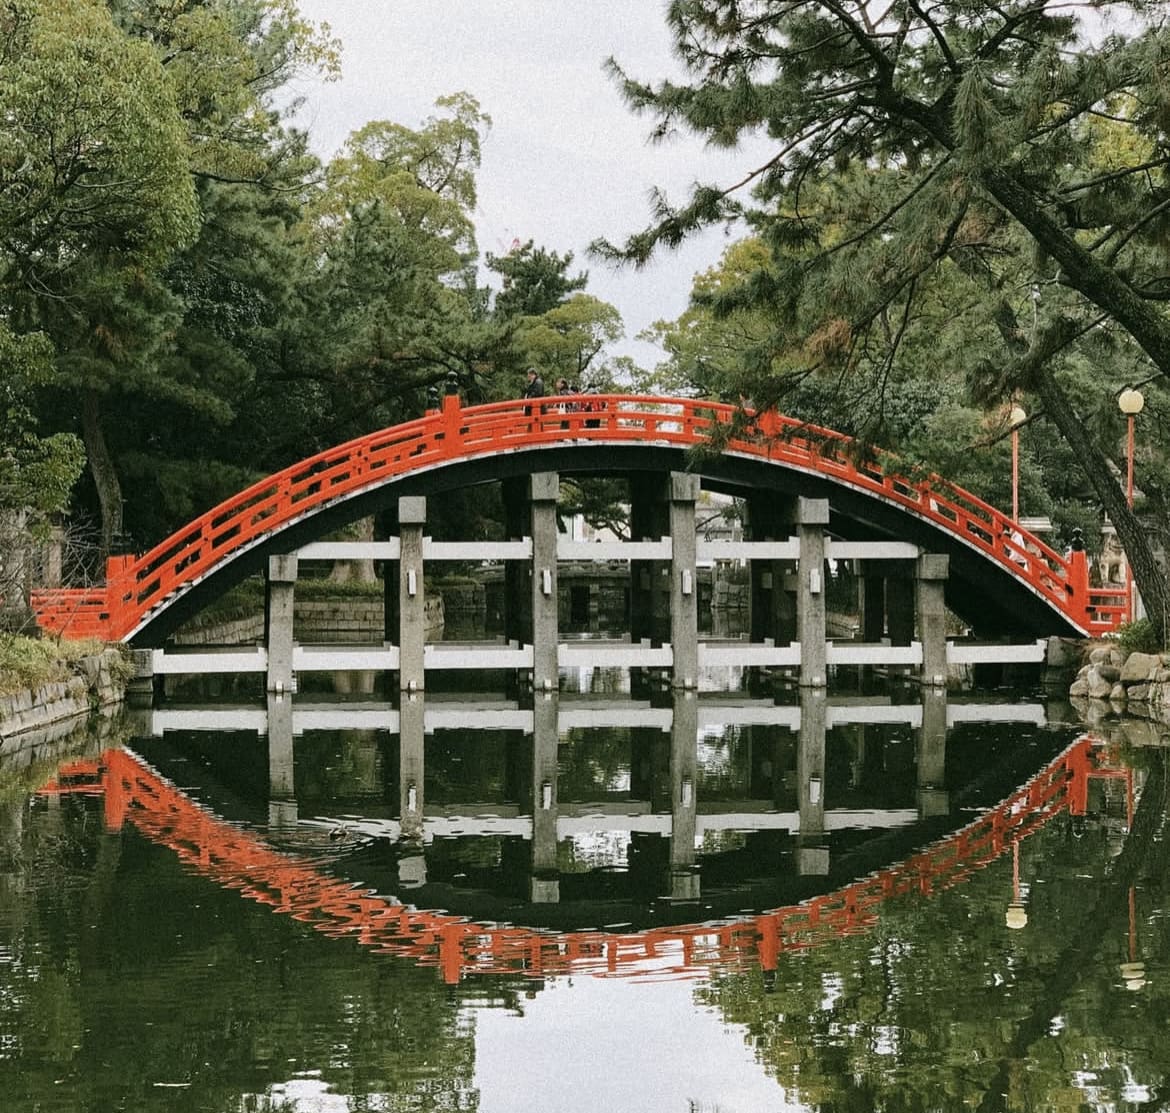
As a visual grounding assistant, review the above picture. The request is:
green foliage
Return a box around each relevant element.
[604,2,1170,627]
[0,325,84,519]
[1118,618,1164,655]
[487,240,588,319]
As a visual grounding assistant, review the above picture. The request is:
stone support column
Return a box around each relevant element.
[669,472,700,689]
[917,686,950,817]
[530,690,560,903]
[797,498,829,688]
[917,553,950,687]
[530,472,559,692]
[795,685,829,876]
[265,554,297,694]
[398,690,426,844]
[267,690,297,829]
[668,688,700,901]
[397,496,427,693]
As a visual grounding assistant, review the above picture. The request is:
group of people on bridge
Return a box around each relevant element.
[523,367,601,425]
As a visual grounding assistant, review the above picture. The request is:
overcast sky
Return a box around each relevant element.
[288,1,768,370]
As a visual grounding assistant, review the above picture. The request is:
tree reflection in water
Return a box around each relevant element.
[2,694,1166,1112]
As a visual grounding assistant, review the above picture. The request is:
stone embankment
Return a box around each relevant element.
[1070,645,1170,715]
[0,649,127,744]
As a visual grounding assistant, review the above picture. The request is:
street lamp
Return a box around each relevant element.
[1118,388,1144,622]
[1009,404,1027,522]
[1118,388,1144,508]
[1006,840,1027,930]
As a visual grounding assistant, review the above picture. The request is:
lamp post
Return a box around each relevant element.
[1118,388,1144,508]
[1118,389,1144,622]
[1005,839,1028,930]
[1009,404,1027,522]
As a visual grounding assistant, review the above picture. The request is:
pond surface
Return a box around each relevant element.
[1,672,1165,1113]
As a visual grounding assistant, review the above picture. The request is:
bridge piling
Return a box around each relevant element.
[917,554,950,687]
[265,554,298,694]
[397,496,427,693]
[530,473,560,692]
[530,690,560,903]
[917,687,949,817]
[668,688,700,901]
[669,473,700,690]
[399,690,425,842]
[797,498,830,688]
[267,691,297,829]
[796,685,829,875]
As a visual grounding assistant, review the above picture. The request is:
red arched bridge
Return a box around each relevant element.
[37,735,1125,984]
[32,394,1125,644]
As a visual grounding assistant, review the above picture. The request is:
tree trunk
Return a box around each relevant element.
[328,515,377,583]
[81,387,122,561]
[1032,366,1169,642]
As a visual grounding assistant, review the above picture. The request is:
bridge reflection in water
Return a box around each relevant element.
[38,686,1132,987]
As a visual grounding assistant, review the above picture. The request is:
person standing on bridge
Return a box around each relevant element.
[523,367,545,400]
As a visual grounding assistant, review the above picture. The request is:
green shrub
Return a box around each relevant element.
[1118,618,1163,656]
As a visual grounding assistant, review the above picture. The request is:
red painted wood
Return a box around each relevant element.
[36,735,1121,983]
[30,396,1125,640]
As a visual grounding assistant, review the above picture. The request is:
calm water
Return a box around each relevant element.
[1,671,1166,1113]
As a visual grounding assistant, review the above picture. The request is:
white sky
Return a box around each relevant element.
[287,1,769,371]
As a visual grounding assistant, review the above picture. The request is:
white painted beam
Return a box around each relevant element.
[946,639,1047,664]
[557,539,672,561]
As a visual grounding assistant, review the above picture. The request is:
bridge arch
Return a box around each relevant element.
[32,395,1122,645]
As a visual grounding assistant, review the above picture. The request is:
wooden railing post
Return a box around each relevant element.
[1067,530,1091,626]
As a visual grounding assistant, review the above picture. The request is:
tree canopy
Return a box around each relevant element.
[601,0,1170,638]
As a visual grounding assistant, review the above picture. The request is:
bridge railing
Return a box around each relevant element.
[36,735,1122,982]
[31,394,1119,640]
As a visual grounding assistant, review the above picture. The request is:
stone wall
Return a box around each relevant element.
[1070,645,1170,714]
[173,595,445,645]
[0,649,126,742]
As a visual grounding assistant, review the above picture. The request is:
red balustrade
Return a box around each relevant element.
[36,736,1123,984]
[31,395,1122,641]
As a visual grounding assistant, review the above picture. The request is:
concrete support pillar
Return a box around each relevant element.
[530,690,560,903]
[265,554,297,694]
[530,472,559,692]
[886,562,916,647]
[267,691,298,829]
[917,554,950,687]
[398,690,426,843]
[917,686,950,817]
[669,472,700,689]
[397,496,426,693]
[125,647,156,708]
[668,688,700,901]
[797,498,829,688]
[796,685,829,876]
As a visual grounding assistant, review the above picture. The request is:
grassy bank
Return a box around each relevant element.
[0,634,114,698]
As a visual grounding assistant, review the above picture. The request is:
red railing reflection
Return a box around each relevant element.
[30,395,1119,641]
[38,737,1124,984]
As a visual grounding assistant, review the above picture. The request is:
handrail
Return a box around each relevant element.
[36,736,1122,984]
[30,394,1117,640]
